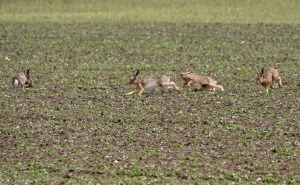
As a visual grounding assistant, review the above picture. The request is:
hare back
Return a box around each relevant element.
[264,67,279,75]
[193,75,217,85]
[140,77,159,90]
[144,81,159,90]
[159,75,171,83]
[261,69,274,80]
[12,73,27,85]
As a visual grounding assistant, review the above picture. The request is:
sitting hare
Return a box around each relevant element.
[125,70,180,96]
[180,71,224,91]
[256,67,282,93]
[12,69,32,89]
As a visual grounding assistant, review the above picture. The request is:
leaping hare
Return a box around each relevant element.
[256,67,282,93]
[180,71,224,91]
[125,70,181,96]
[12,69,32,89]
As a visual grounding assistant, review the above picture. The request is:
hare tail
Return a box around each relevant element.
[13,79,19,87]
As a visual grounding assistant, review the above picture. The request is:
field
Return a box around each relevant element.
[1,0,300,23]
[1,1,300,185]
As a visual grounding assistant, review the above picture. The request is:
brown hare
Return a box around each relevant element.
[180,71,224,91]
[12,69,32,89]
[125,70,181,96]
[256,67,282,93]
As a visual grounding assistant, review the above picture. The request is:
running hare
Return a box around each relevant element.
[180,71,224,91]
[12,69,32,89]
[256,67,282,93]
[125,70,181,96]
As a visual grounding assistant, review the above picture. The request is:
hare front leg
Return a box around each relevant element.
[137,83,145,96]
[138,88,145,96]
[187,80,194,87]
[265,84,270,93]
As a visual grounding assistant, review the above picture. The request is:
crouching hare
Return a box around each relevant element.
[125,70,181,96]
[12,69,32,89]
[256,67,282,93]
[180,71,224,91]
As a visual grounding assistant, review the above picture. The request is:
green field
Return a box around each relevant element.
[1,1,300,184]
[1,0,300,23]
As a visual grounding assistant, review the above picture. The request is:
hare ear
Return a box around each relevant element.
[255,67,260,75]
[185,70,192,75]
[135,69,140,77]
[261,68,264,75]
[26,69,30,78]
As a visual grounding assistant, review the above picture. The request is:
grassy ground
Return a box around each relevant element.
[0,0,300,23]
[1,22,299,184]
[1,1,300,184]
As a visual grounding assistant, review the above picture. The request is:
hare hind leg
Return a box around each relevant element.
[209,84,224,91]
[168,81,181,92]
[125,90,136,95]
[278,76,283,88]
[161,82,181,92]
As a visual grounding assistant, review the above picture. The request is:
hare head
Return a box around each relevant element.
[256,68,265,84]
[24,69,32,87]
[129,69,140,85]
[180,71,193,81]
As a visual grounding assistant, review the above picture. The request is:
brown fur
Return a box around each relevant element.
[12,69,32,89]
[180,72,224,91]
[125,70,180,96]
[256,67,282,93]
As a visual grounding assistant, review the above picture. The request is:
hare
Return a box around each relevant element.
[12,69,32,89]
[180,71,224,91]
[256,67,282,93]
[125,70,181,96]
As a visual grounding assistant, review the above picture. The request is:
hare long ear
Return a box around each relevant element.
[134,69,140,77]
[260,68,264,75]
[26,69,30,78]
[255,67,260,75]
